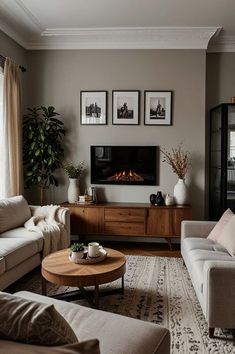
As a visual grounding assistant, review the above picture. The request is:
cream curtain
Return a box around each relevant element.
[0,57,23,198]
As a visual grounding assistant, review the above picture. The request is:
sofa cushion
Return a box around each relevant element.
[189,249,233,263]
[0,292,78,346]
[0,339,100,354]
[15,291,170,354]
[0,238,39,271]
[217,215,235,256]
[1,227,43,252]
[182,237,228,254]
[207,208,234,241]
[0,257,5,276]
[0,196,31,233]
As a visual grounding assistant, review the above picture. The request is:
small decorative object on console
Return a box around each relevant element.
[155,191,164,206]
[150,194,156,205]
[63,161,85,203]
[161,144,190,205]
[165,194,175,206]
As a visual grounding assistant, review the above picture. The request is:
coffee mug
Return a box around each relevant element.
[88,242,100,258]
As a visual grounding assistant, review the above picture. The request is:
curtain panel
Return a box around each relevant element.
[0,57,23,198]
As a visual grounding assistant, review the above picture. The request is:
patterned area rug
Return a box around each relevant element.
[7,256,235,354]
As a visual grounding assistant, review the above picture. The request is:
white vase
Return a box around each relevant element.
[173,179,189,205]
[68,178,80,203]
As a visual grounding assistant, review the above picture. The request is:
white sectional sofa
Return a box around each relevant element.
[181,220,235,338]
[0,195,70,290]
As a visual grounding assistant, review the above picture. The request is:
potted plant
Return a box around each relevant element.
[23,106,66,205]
[63,161,85,203]
[161,144,190,205]
[70,243,85,262]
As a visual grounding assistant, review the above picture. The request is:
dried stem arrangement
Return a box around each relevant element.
[161,145,190,179]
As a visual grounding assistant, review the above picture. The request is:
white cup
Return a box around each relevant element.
[88,242,100,258]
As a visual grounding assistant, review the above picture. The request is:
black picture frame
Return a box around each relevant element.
[144,91,172,126]
[112,90,140,125]
[80,91,108,125]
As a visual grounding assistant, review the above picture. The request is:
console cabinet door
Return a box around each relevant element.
[172,208,192,236]
[146,208,173,236]
[70,207,104,235]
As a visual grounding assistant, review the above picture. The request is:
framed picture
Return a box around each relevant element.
[80,91,107,125]
[144,91,172,126]
[112,90,140,125]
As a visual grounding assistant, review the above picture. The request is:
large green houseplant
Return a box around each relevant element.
[23,106,66,205]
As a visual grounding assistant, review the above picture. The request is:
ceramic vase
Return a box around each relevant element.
[155,191,164,206]
[165,194,175,206]
[68,178,80,203]
[150,194,156,205]
[173,179,189,205]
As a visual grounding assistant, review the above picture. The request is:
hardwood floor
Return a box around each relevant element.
[101,241,181,257]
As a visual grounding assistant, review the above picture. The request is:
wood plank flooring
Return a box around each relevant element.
[101,241,181,257]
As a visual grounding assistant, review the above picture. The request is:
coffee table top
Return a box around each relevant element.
[41,248,126,287]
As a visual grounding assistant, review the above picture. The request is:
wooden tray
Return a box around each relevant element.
[69,248,107,264]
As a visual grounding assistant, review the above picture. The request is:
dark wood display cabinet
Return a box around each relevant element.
[62,202,192,250]
[209,103,235,220]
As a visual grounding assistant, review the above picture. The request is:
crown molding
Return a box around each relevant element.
[208,35,235,52]
[25,26,220,50]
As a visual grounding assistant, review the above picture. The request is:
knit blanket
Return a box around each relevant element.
[24,205,67,258]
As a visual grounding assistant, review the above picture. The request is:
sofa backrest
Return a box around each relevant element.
[0,196,31,233]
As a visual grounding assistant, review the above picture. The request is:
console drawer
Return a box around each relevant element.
[104,221,145,235]
[105,208,145,222]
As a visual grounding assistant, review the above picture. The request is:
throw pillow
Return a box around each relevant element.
[0,195,31,233]
[207,208,234,241]
[0,339,100,354]
[217,215,235,256]
[0,292,78,346]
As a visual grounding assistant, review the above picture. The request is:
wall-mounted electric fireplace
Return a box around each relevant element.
[90,146,157,185]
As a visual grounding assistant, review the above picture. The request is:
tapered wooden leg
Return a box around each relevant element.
[165,237,172,251]
[209,327,215,338]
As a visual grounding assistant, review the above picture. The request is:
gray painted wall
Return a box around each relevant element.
[206,53,235,109]
[0,30,28,110]
[26,49,206,219]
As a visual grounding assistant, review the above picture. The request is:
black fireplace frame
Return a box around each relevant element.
[90,145,158,185]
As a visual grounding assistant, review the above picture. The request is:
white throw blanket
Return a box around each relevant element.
[24,205,67,258]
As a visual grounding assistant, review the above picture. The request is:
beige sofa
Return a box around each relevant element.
[0,291,170,354]
[0,195,70,290]
[181,220,235,338]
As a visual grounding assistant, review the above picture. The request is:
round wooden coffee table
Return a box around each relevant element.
[41,248,126,308]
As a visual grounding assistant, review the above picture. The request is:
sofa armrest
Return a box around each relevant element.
[29,205,71,247]
[203,260,235,328]
[181,220,216,241]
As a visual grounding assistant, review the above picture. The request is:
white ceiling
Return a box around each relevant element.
[0,0,234,51]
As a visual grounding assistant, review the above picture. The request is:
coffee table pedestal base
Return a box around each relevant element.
[42,276,124,309]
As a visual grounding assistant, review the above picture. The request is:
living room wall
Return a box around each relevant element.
[26,49,206,219]
[0,30,28,110]
[206,52,235,110]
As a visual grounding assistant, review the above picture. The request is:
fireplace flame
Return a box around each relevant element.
[107,170,144,182]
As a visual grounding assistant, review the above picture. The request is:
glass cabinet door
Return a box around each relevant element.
[227,105,235,211]
[209,106,222,220]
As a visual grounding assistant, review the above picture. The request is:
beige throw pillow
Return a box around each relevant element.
[0,292,78,346]
[0,339,100,354]
[207,208,234,241]
[0,195,31,233]
[217,215,235,256]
